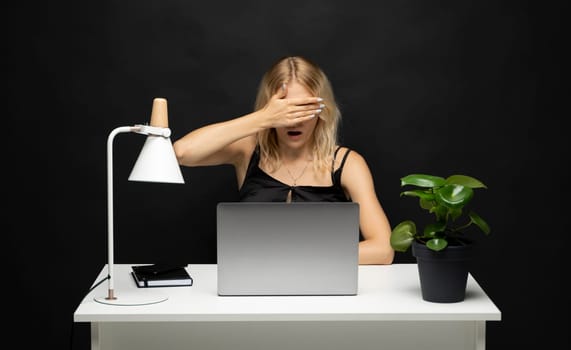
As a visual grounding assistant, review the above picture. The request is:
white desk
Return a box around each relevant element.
[74,264,501,350]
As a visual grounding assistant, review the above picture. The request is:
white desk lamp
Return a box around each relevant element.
[94,98,184,306]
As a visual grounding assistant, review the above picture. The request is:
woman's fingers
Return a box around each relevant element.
[285,100,324,121]
[262,85,324,128]
[287,108,322,119]
[286,113,318,126]
[288,102,325,113]
[288,96,323,106]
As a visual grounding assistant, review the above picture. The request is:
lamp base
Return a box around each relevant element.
[94,291,168,306]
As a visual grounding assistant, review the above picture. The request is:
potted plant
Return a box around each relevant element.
[390,174,491,303]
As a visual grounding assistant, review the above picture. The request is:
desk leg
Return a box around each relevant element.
[474,321,486,350]
[90,323,100,350]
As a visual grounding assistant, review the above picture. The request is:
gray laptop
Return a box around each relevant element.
[216,202,359,296]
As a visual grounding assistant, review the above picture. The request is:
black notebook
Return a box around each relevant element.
[131,264,193,288]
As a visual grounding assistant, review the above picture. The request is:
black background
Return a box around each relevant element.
[7,1,567,349]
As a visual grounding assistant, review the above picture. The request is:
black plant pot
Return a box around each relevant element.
[412,240,472,303]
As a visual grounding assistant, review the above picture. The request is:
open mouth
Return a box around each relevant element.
[287,131,302,136]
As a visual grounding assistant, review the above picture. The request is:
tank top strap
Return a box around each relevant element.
[332,146,342,169]
[244,144,261,179]
[338,148,351,170]
[331,146,351,185]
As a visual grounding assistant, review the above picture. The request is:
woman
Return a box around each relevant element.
[174,56,394,264]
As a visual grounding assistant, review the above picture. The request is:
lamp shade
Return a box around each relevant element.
[128,135,184,183]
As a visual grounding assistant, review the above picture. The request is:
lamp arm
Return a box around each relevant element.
[105,126,139,300]
[132,124,172,138]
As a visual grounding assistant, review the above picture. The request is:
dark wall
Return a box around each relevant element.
[8,1,566,349]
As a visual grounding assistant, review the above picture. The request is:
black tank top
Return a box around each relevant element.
[239,146,352,202]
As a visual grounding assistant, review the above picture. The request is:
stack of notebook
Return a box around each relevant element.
[131,263,193,288]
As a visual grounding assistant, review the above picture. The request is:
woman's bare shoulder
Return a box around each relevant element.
[333,146,367,168]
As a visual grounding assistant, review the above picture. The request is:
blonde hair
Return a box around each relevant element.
[254,56,341,173]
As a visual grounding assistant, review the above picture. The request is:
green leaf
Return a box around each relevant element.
[469,211,491,235]
[390,220,417,252]
[423,222,446,238]
[420,198,434,210]
[401,174,446,188]
[429,205,448,221]
[435,184,474,208]
[446,175,487,189]
[426,238,448,251]
[400,190,435,201]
